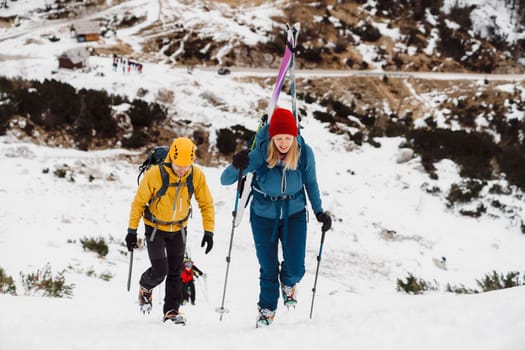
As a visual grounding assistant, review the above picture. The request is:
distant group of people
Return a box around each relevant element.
[112,54,143,74]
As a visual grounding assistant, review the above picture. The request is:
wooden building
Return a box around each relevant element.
[72,21,100,42]
[58,47,89,69]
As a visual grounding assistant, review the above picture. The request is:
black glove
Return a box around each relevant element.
[232,149,250,170]
[125,228,138,251]
[201,231,214,254]
[316,211,332,232]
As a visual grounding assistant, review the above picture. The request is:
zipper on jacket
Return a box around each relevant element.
[171,176,183,228]
[280,168,287,219]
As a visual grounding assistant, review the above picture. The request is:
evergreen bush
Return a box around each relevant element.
[80,236,109,258]
[313,110,335,124]
[396,273,438,294]
[231,124,255,144]
[216,128,237,155]
[445,283,478,294]
[128,99,167,128]
[352,22,381,42]
[77,89,116,138]
[476,271,522,292]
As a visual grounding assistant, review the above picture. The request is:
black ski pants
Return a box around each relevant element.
[139,224,185,314]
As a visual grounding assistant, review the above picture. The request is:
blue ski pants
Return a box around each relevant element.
[250,208,307,311]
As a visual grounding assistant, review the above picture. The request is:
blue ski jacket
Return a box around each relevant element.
[220,125,324,220]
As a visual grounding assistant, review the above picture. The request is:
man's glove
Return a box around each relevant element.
[201,231,214,254]
[232,149,250,170]
[125,228,138,251]
[316,211,332,232]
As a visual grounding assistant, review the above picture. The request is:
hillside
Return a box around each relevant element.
[1,1,524,196]
[3,0,525,71]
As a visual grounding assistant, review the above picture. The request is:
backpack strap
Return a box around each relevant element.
[144,207,192,227]
[299,144,308,182]
[144,163,195,228]
[148,163,194,204]
[149,163,171,204]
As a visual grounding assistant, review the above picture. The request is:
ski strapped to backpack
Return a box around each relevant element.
[234,23,300,227]
[137,146,194,241]
[266,23,300,120]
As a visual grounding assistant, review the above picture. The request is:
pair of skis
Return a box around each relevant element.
[234,23,300,227]
[216,23,300,320]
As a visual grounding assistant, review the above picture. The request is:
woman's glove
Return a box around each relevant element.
[316,211,332,232]
[232,149,250,170]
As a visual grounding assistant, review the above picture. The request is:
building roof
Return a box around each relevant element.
[73,21,100,35]
[59,47,89,65]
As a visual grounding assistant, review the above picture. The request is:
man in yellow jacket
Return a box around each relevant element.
[125,137,215,324]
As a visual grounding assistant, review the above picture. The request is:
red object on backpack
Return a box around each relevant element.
[181,268,194,283]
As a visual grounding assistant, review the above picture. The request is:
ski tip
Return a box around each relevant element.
[286,22,300,32]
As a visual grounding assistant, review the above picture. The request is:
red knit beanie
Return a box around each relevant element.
[268,108,298,138]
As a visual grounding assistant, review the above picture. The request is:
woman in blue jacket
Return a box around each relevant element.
[220,107,332,327]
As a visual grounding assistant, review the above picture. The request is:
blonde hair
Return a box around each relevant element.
[266,137,299,170]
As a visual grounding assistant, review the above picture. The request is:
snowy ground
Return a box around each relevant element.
[1,1,525,349]
[1,133,525,349]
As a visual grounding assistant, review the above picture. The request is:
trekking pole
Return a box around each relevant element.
[309,225,328,319]
[216,170,244,321]
[127,250,134,292]
[197,274,209,302]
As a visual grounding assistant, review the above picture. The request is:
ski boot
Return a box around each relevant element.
[163,309,186,325]
[256,307,275,328]
[138,286,153,314]
[281,285,297,308]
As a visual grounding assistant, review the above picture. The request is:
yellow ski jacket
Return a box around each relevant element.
[128,164,215,233]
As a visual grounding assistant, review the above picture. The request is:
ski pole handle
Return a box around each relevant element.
[232,169,244,216]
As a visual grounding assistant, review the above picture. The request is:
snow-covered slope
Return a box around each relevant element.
[1,1,525,349]
[1,133,525,349]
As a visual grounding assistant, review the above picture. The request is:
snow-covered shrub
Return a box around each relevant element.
[352,22,381,42]
[0,267,17,295]
[52,164,75,182]
[476,271,523,292]
[410,128,495,179]
[445,283,478,294]
[446,179,486,206]
[20,263,74,298]
[396,273,438,294]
